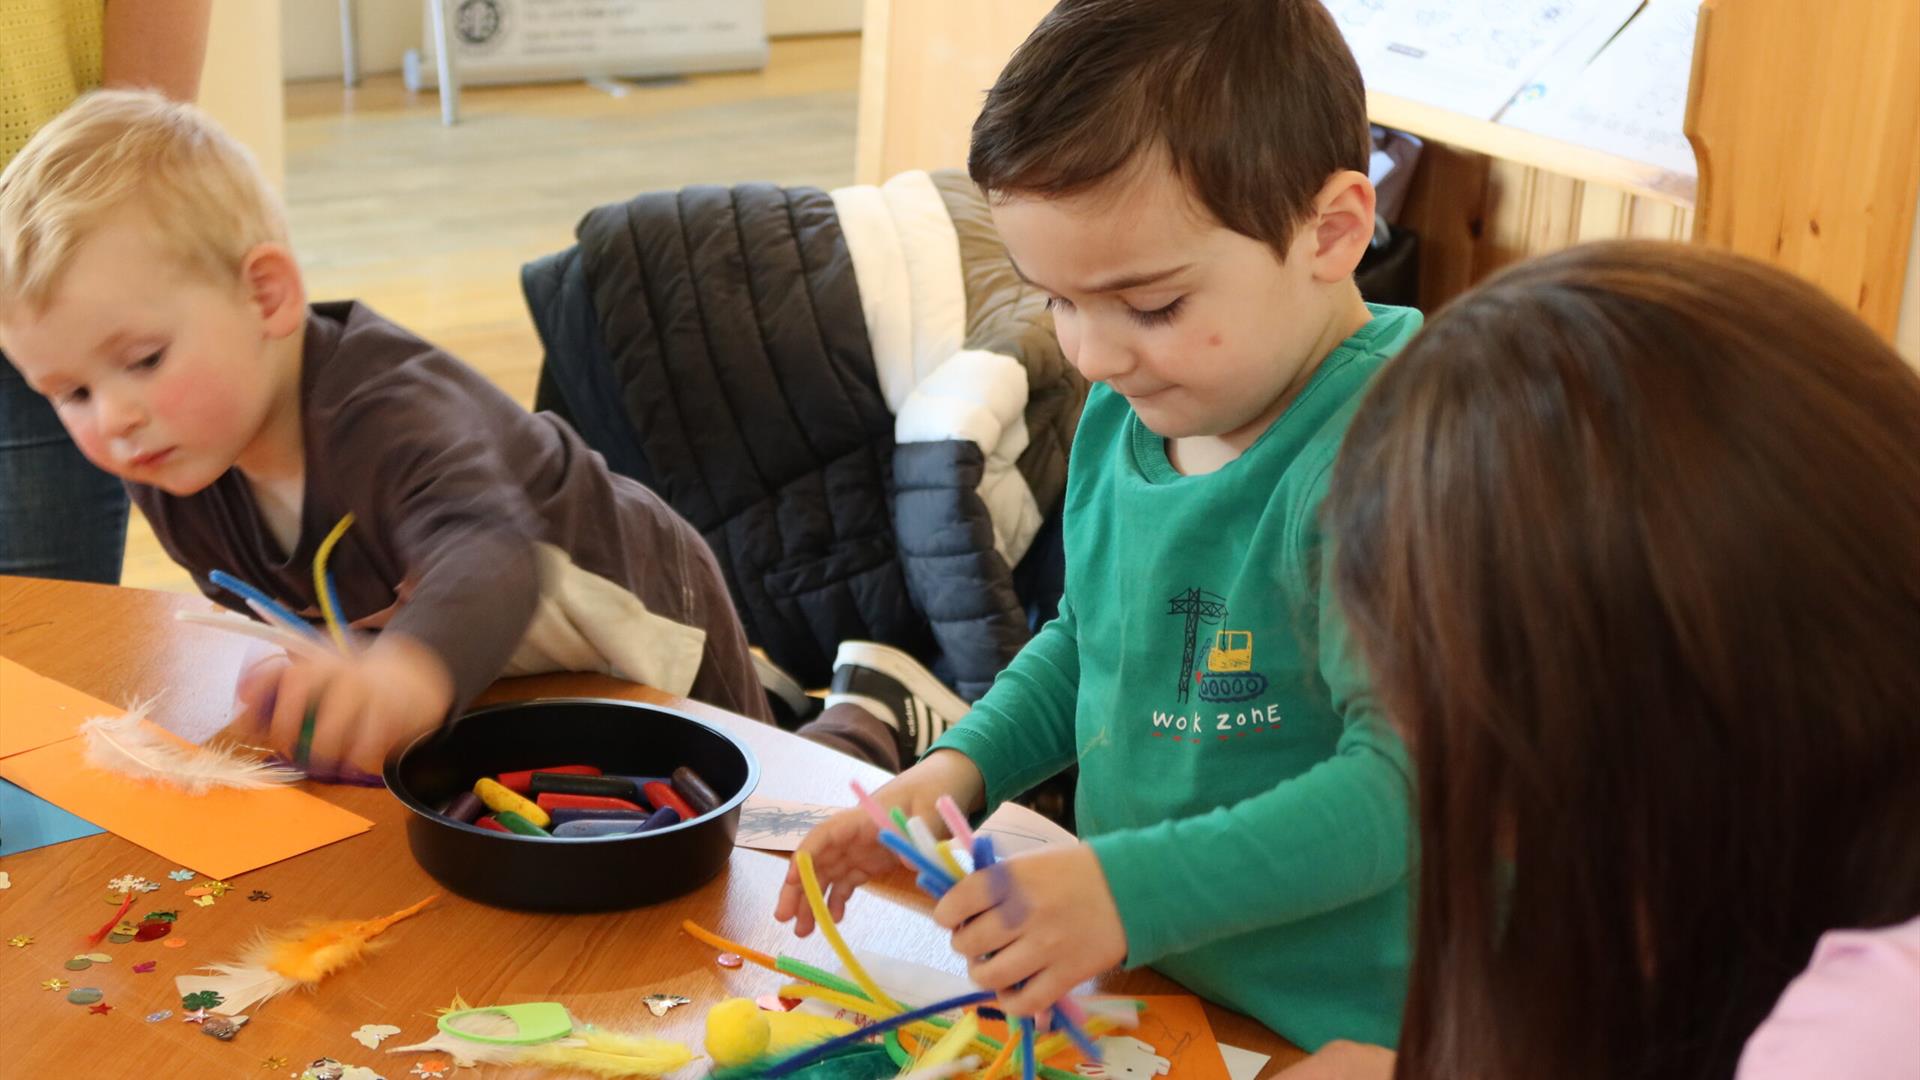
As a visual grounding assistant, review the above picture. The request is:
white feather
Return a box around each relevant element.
[176,964,292,1015]
[82,703,302,794]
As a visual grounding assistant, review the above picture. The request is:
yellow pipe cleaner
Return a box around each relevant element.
[313,512,355,651]
[795,851,905,1014]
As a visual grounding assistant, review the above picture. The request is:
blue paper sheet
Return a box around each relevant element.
[0,777,104,856]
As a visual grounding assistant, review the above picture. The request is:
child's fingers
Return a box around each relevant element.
[773,878,802,924]
[999,966,1077,1021]
[931,865,995,930]
[949,902,1020,959]
[263,660,322,757]
[306,675,367,774]
[965,938,1044,999]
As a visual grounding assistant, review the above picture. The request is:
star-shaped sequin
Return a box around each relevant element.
[193,895,216,908]
[41,978,68,991]
[167,869,195,881]
[6,935,31,948]
[182,1008,211,1024]
[88,1002,113,1015]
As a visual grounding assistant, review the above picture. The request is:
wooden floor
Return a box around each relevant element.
[121,35,861,592]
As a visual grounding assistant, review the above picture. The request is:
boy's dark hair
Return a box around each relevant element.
[968,0,1369,255]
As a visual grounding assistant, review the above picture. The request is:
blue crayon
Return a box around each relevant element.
[638,805,682,832]
[554,818,646,838]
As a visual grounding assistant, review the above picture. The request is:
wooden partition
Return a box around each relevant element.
[855,0,1920,340]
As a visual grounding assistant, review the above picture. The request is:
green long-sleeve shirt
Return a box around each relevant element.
[932,305,1421,1051]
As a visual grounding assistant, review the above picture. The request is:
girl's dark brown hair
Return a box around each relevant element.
[968,0,1368,256]
[1326,240,1920,1079]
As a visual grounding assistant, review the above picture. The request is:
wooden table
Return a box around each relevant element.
[0,577,1304,1076]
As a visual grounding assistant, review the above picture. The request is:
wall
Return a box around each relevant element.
[201,0,284,188]
[282,0,860,82]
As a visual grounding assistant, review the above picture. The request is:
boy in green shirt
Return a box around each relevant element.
[776,0,1418,1050]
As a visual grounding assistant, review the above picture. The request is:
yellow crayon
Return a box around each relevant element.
[474,776,550,828]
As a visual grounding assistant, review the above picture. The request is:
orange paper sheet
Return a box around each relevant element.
[979,995,1231,1080]
[0,659,372,879]
[0,655,110,757]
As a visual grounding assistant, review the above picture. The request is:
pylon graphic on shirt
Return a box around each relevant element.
[1166,588,1227,703]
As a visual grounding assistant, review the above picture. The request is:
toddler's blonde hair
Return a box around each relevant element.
[0,89,287,313]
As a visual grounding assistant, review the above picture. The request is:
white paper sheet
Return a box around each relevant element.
[1218,1043,1273,1080]
[1500,0,1702,175]
[1325,0,1645,119]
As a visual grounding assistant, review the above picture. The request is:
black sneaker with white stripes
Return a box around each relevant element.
[824,641,970,763]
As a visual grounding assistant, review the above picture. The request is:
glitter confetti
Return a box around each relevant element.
[248,890,272,902]
[182,1008,211,1024]
[168,869,195,881]
[184,886,210,898]
[7,935,32,947]
[261,1056,288,1071]
[64,958,92,971]
[0,872,10,889]
[108,875,150,893]
[300,1060,347,1080]
[202,880,234,896]
[182,990,224,1011]
[202,1014,247,1040]
[145,1010,172,1023]
[351,1024,402,1049]
[66,987,103,1005]
[643,994,692,1017]
[41,978,68,992]
[143,910,180,922]
[193,895,216,908]
[164,938,188,949]
[409,1062,449,1080]
[88,1002,113,1015]
[133,961,157,974]
[83,951,112,963]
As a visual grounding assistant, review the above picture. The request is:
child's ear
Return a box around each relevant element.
[1309,170,1378,283]
[240,243,307,339]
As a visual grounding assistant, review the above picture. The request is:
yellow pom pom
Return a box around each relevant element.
[706,998,773,1067]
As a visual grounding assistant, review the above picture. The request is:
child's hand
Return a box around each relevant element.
[221,634,453,782]
[932,843,1128,1018]
[774,749,986,936]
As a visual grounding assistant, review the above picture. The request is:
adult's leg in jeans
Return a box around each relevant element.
[0,352,129,582]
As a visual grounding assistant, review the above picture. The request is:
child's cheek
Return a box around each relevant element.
[150,367,238,437]
[64,421,118,474]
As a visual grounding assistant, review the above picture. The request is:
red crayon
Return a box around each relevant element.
[644,781,697,821]
[535,792,647,813]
